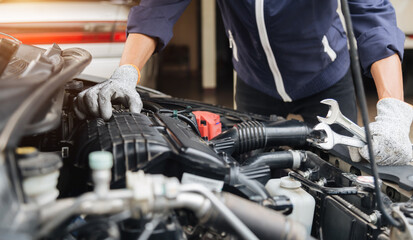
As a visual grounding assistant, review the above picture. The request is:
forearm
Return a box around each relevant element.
[120,33,157,70]
[370,54,404,101]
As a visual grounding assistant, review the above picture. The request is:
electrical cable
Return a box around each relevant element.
[160,111,201,136]
[289,172,358,195]
[177,114,202,136]
[340,0,403,228]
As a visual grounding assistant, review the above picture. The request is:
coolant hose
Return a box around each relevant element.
[211,119,311,154]
[207,192,310,240]
[243,150,306,169]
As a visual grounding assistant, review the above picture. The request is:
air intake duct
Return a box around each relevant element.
[211,119,311,154]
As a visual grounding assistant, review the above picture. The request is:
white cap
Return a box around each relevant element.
[280,176,301,189]
[89,151,113,170]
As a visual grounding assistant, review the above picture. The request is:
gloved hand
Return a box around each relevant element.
[358,98,413,165]
[74,64,142,121]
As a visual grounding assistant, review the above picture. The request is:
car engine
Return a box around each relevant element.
[1,40,413,240]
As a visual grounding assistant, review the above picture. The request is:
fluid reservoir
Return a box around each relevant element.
[17,147,62,206]
[265,176,315,234]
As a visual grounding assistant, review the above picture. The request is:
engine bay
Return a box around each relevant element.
[1,42,413,240]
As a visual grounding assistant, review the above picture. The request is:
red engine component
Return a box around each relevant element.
[193,111,222,140]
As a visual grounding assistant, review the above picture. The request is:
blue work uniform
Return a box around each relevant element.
[127,0,404,126]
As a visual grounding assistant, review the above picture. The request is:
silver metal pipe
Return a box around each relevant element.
[36,189,133,239]
[92,169,111,198]
[40,198,76,223]
[37,180,255,239]
[179,184,258,240]
[167,192,212,219]
[36,192,97,239]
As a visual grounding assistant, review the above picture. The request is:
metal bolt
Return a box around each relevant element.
[302,170,312,179]
[317,178,327,187]
[369,211,379,224]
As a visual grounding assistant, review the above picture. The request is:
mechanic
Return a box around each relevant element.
[74,1,412,165]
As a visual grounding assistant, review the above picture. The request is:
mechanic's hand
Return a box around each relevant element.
[359,98,413,165]
[74,64,142,121]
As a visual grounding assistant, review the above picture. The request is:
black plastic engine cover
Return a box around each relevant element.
[73,112,227,183]
[74,113,171,182]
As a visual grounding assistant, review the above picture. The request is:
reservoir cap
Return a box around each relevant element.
[89,151,113,170]
[280,176,301,189]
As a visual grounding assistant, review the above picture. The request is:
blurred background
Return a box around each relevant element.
[1,0,413,131]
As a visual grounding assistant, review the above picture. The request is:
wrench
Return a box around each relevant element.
[317,99,366,142]
[313,123,366,150]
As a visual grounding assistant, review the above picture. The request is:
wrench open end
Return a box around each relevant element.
[312,123,366,150]
[320,99,338,106]
[317,115,328,123]
[318,99,340,125]
[313,123,334,150]
[318,99,367,142]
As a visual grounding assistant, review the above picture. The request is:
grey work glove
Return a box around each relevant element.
[74,65,142,121]
[358,98,413,165]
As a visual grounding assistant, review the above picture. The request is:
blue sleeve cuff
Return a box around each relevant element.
[357,26,405,77]
[127,1,190,52]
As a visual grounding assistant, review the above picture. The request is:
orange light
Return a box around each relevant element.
[0,21,127,44]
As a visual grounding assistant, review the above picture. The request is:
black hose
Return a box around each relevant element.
[243,151,306,169]
[340,0,402,228]
[176,114,201,136]
[142,101,163,113]
[211,119,311,154]
[236,121,267,153]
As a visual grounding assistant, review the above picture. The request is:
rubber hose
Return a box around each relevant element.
[243,151,305,169]
[236,121,266,153]
[211,119,311,154]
